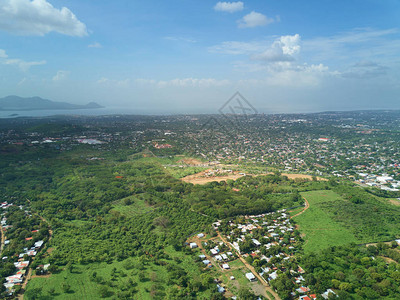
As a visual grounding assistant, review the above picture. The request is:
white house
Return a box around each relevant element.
[245,272,256,282]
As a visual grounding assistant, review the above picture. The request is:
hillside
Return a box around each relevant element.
[0,96,103,111]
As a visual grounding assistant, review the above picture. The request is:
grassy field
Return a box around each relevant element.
[294,190,360,253]
[217,259,266,298]
[288,206,304,217]
[26,259,144,299]
[26,247,212,300]
[111,196,154,217]
[165,166,208,179]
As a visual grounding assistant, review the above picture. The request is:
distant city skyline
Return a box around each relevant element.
[0,0,399,114]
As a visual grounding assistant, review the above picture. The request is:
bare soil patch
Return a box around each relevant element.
[282,173,327,181]
[178,158,204,165]
[389,199,400,206]
[181,170,327,185]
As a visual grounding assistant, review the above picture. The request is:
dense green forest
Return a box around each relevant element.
[297,243,400,299]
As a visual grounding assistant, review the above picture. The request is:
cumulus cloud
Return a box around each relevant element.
[237,11,274,28]
[210,34,301,62]
[53,70,69,81]
[252,34,301,62]
[0,0,88,36]
[214,1,244,13]
[0,48,46,71]
[88,42,102,48]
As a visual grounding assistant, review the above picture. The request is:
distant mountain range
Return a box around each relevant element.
[0,96,104,111]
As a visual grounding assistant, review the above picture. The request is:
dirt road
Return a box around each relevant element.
[217,233,280,300]
[0,224,5,255]
[290,196,310,219]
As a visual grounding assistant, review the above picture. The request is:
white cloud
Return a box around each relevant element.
[53,70,69,81]
[88,42,102,48]
[4,58,46,71]
[252,34,301,62]
[236,63,331,88]
[0,48,46,71]
[214,1,244,13]
[303,28,400,64]
[210,34,301,62]
[237,11,274,28]
[0,49,7,58]
[0,0,88,36]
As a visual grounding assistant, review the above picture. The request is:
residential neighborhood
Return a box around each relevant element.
[1,200,50,297]
[188,209,338,299]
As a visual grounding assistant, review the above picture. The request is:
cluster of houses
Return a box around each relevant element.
[205,241,236,271]
[1,201,48,296]
[356,173,400,192]
[3,240,46,293]
[1,202,13,248]
[213,210,338,300]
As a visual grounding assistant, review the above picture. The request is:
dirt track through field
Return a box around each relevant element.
[0,224,5,255]
[290,197,310,219]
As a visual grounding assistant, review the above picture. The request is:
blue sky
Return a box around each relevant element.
[0,0,399,114]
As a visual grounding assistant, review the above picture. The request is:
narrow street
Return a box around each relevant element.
[217,232,281,300]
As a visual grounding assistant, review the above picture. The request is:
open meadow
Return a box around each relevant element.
[294,190,360,253]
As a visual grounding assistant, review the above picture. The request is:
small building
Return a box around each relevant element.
[245,272,256,282]
[216,284,225,293]
[189,242,198,249]
[321,289,337,299]
[296,287,310,294]
[197,233,205,238]
[222,264,230,270]
[215,255,223,261]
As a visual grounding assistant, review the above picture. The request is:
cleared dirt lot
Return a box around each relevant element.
[177,158,204,165]
[181,170,327,185]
